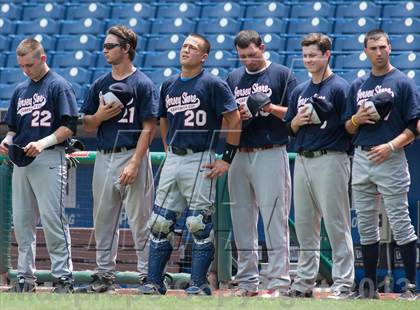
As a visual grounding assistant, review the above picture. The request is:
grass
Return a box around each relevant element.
[0,293,419,310]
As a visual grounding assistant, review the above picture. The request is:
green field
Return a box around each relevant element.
[0,294,419,310]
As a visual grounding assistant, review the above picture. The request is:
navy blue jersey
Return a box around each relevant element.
[344,68,420,146]
[160,70,237,150]
[285,74,351,152]
[81,70,159,150]
[226,62,297,147]
[4,70,78,147]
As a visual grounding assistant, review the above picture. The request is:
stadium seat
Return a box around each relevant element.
[51,51,95,68]
[61,18,105,35]
[205,50,236,68]
[383,1,420,18]
[105,18,150,35]
[207,67,229,79]
[155,2,199,18]
[260,34,285,51]
[405,69,420,85]
[66,3,110,20]
[245,2,289,18]
[0,18,15,35]
[147,34,186,52]
[290,1,334,18]
[53,67,91,85]
[285,53,305,70]
[143,51,179,68]
[0,68,26,84]
[56,34,101,52]
[110,2,156,19]
[0,35,9,51]
[382,18,420,35]
[286,36,304,52]
[10,34,55,51]
[0,83,17,100]
[391,52,419,70]
[338,69,368,84]
[335,52,370,70]
[200,2,245,18]
[293,70,312,84]
[335,1,381,18]
[144,67,180,85]
[0,3,21,19]
[389,34,420,51]
[15,18,59,35]
[196,18,240,35]
[206,34,235,51]
[151,18,196,34]
[334,34,366,52]
[242,18,286,35]
[334,17,379,34]
[21,3,65,20]
[263,51,285,65]
[288,17,333,35]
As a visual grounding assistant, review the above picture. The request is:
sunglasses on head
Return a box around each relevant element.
[103,43,122,50]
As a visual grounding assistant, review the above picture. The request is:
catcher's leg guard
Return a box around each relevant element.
[139,206,177,295]
[185,210,214,295]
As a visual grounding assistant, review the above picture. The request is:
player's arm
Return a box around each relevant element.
[290,106,311,134]
[160,117,169,152]
[262,103,287,119]
[82,94,123,133]
[345,105,377,134]
[0,131,16,155]
[205,109,241,179]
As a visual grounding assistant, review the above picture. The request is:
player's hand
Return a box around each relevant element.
[367,144,392,165]
[261,103,273,113]
[0,142,9,155]
[354,106,377,125]
[95,93,123,122]
[203,159,230,179]
[119,161,139,186]
[238,104,252,121]
[292,106,311,127]
[24,141,44,157]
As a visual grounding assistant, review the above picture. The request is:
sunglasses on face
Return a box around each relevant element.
[103,43,122,50]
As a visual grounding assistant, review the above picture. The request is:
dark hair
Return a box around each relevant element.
[189,33,211,54]
[234,30,262,49]
[16,38,45,58]
[301,33,332,54]
[107,25,137,61]
[364,29,390,48]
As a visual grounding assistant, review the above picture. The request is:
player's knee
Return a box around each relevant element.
[186,210,213,243]
[148,205,177,240]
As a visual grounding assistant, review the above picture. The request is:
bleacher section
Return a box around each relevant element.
[0,1,419,109]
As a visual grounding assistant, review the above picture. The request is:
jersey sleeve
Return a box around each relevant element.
[343,80,361,122]
[400,78,420,124]
[80,81,99,115]
[333,80,350,125]
[282,71,298,107]
[284,86,300,122]
[137,80,159,122]
[213,79,238,116]
[56,82,79,117]
[158,81,169,118]
[3,88,19,130]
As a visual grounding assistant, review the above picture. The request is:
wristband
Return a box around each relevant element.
[387,141,395,152]
[37,134,58,150]
[221,142,238,164]
[351,115,359,127]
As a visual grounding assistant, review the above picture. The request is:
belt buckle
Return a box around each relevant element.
[171,146,188,156]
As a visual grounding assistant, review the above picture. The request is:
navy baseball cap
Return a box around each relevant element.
[8,144,35,167]
[310,95,334,122]
[106,82,134,122]
[243,92,271,127]
[371,92,393,120]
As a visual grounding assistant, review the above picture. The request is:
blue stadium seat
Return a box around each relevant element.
[290,1,334,18]
[205,50,236,68]
[285,53,305,70]
[91,68,110,82]
[0,3,21,19]
[0,68,26,84]
[0,18,15,35]
[147,34,186,51]
[0,83,17,100]
[293,70,311,84]
[207,34,235,51]
[151,18,196,34]
[382,18,420,35]
[155,2,199,18]
[111,2,156,19]
[15,18,59,35]
[334,17,380,34]
[338,69,368,84]
[0,53,4,67]
[389,34,420,52]
[262,34,286,51]
[196,18,240,35]
[10,34,55,51]
[56,34,101,52]
[61,18,105,35]
[105,18,150,35]
[22,3,65,20]
[391,52,419,70]
[242,18,286,35]
[405,69,420,85]
[200,2,245,18]
[51,51,95,68]
[335,1,381,18]
[53,67,91,84]
[66,3,110,20]
[144,67,180,85]
[335,52,370,70]
[0,35,9,51]
[143,51,179,68]
[288,17,333,35]
[263,51,285,65]
[207,67,229,79]
[383,1,420,18]
[0,100,9,110]
[286,36,304,52]
[334,34,366,52]
[245,2,289,18]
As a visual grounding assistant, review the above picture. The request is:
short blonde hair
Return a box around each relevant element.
[16,38,45,59]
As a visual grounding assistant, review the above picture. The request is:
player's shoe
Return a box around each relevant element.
[231,288,258,297]
[398,283,418,301]
[7,277,36,293]
[185,284,212,296]
[350,288,380,299]
[53,277,74,294]
[138,283,167,295]
[75,273,116,294]
[327,290,354,300]
[283,289,313,298]
[260,287,288,298]
[138,274,147,286]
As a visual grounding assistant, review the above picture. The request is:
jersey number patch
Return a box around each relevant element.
[118,107,135,124]
[31,110,52,127]
[184,110,207,127]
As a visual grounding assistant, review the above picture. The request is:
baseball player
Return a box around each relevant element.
[138,33,241,296]
[0,38,78,293]
[344,29,420,300]
[80,25,159,293]
[285,33,354,299]
[226,30,297,297]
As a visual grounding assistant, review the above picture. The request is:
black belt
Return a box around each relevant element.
[99,145,136,154]
[357,145,375,152]
[238,144,283,153]
[299,150,328,158]
[168,146,207,156]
